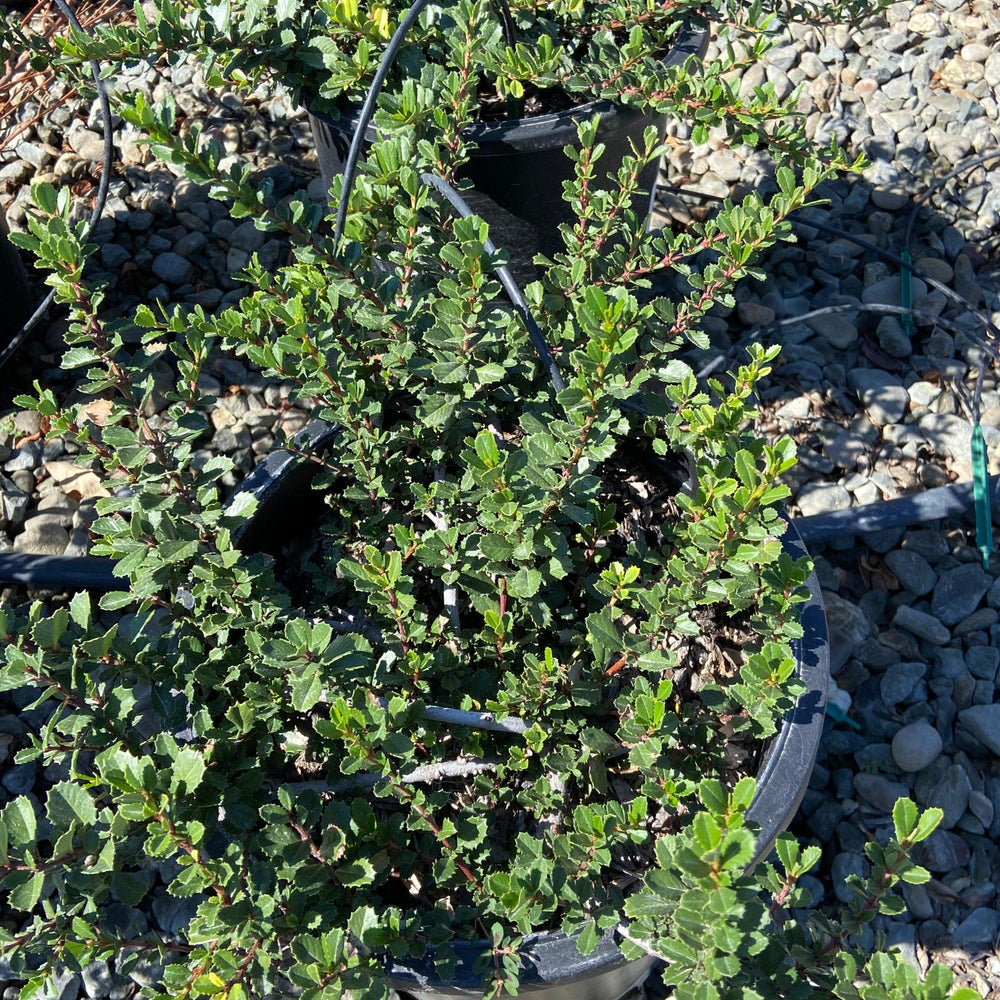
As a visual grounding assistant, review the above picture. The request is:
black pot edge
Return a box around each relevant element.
[744,516,830,867]
[305,20,709,144]
[229,420,829,997]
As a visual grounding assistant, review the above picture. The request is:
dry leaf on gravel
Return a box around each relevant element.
[77,399,114,426]
[43,459,111,500]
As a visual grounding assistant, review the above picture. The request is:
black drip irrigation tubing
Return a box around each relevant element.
[419,171,565,392]
[0,0,115,371]
[332,0,435,252]
[794,476,1000,547]
[0,552,122,589]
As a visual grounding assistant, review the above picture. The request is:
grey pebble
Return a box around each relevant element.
[967,646,999,683]
[958,705,1000,756]
[891,720,943,772]
[80,962,112,1000]
[173,231,208,257]
[831,851,866,905]
[891,604,950,645]
[901,881,936,921]
[913,828,970,873]
[796,482,852,517]
[931,563,993,626]
[152,251,193,286]
[952,907,1000,958]
[880,661,926,706]
[884,923,920,974]
[127,959,165,989]
[13,520,71,556]
[884,549,936,596]
[853,772,910,813]
[922,764,970,829]
[4,441,42,472]
[1,763,36,795]
[822,591,873,673]
[846,369,909,426]
[969,789,995,830]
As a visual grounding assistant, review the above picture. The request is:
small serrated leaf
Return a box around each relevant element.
[1,797,37,845]
[7,871,45,911]
[46,782,97,829]
[171,747,206,796]
[892,797,917,841]
[68,591,92,632]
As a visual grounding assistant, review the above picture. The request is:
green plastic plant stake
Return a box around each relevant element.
[899,248,913,336]
[972,422,993,569]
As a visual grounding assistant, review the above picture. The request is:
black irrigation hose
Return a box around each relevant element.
[0,552,121,589]
[794,475,1000,546]
[420,172,566,392]
[332,0,434,252]
[0,0,115,371]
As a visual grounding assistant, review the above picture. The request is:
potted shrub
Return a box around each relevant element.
[0,2,976,997]
[0,106,977,1000]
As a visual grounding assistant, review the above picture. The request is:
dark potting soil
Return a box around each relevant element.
[473,80,585,122]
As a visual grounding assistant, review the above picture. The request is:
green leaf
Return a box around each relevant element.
[506,567,541,599]
[171,747,206,796]
[1,797,37,845]
[112,870,150,906]
[62,347,103,369]
[730,777,755,812]
[692,812,721,853]
[480,534,514,561]
[290,666,324,713]
[774,834,798,873]
[698,779,727,816]
[892,797,917,841]
[734,450,757,489]
[474,428,501,469]
[911,807,943,843]
[99,591,139,612]
[69,591,91,631]
[33,181,59,215]
[135,303,158,327]
[576,920,599,955]
[46,782,97,829]
[7,871,45,911]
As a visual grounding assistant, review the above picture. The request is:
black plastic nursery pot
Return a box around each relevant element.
[233,419,830,1000]
[306,23,709,272]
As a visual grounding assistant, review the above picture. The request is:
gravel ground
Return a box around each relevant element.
[3,0,1000,997]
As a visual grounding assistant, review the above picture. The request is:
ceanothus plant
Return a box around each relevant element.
[0,3,972,1000]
